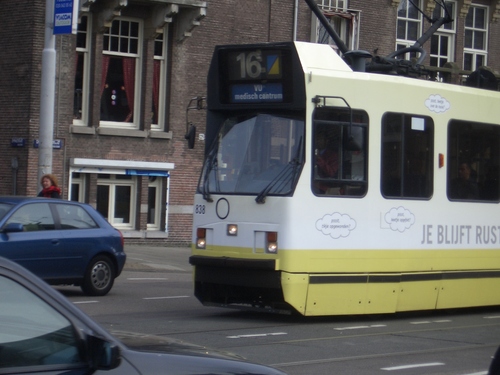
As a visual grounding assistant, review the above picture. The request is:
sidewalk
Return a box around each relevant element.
[123,245,192,273]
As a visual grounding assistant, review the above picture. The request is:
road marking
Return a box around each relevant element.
[127,277,168,280]
[143,295,190,300]
[463,372,487,375]
[73,300,99,304]
[484,315,500,319]
[334,324,387,330]
[382,362,444,370]
[227,332,288,339]
[410,320,451,325]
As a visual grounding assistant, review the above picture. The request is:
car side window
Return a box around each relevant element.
[5,203,55,231]
[0,275,84,371]
[55,204,98,230]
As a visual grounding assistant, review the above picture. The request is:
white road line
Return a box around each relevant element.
[410,320,451,325]
[227,332,288,339]
[381,362,445,370]
[127,277,168,280]
[463,371,487,375]
[484,315,500,319]
[73,301,99,304]
[334,325,387,330]
[143,295,190,300]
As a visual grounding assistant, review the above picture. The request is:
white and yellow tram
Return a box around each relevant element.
[189,39,500,316]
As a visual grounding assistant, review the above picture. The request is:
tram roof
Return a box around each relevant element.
[294,41,352,74]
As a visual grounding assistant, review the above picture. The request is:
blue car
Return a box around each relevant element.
[0,196,126,296]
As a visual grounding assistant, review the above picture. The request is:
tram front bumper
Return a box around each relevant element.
[189,255,291,313]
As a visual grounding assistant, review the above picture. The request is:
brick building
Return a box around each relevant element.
[1,0,500,245]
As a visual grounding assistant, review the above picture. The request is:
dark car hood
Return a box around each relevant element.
[111,330,245,360]
[120,347,288,375]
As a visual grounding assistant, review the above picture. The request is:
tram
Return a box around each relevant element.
[189,3,500,316]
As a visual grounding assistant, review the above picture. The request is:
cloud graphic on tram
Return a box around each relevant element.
[384,206,415,232]
[316,213,356,239]
[425,94,450,113]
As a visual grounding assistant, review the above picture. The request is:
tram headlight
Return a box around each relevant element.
[196,228,206,249]
[227,224,238,236]
[266,231,278,254]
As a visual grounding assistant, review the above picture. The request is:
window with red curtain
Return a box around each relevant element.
[100,19,140,125]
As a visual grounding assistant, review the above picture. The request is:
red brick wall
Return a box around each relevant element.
[2,0,500,245]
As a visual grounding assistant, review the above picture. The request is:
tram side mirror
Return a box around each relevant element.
[185,124,196,149]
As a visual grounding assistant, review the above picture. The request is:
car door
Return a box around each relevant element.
[0,202,70,280]
[51,202,103,277]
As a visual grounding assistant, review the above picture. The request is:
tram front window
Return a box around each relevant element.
[200,114,304,197]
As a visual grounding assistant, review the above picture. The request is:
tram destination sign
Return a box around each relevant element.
[231,83,283,103]
[219,47,293,104]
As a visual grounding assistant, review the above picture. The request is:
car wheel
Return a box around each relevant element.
[81,255,115,296]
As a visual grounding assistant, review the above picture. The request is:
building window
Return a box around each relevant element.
[152,30,168,131]
[429,1,456,78]
[101,18,142,128]
[447,121,500,201]
[147,177,162,230]
[464,5,488,71]
[96,174,136,229]
[70,173,86,202]
[381,113,434,199]
[74,15,91,125]
[396,0,423,60]
[319,0,347,9]
[314,1,360,52]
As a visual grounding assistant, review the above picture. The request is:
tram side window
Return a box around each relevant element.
[312,107,368,197]
[381,113,434,199]
[447,121,500,202]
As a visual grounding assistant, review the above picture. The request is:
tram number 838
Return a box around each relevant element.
[195,204,206,214]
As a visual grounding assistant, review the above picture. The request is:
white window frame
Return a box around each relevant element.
[100,17,143,129]
[73,14,91,126]
[463,4,488,71]
[147,177,162,230]
[319,0,347,10]
[151,29,169,131]
[395,0,423,60]
[312,5,361,52]
[97,175,137,230]
[68,159,174,233]
[429,1,456,81]
[70,173,86,202]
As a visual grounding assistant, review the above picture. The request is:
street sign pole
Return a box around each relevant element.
[38,0,56,188]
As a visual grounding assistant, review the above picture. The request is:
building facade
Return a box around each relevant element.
[1,0,500,245]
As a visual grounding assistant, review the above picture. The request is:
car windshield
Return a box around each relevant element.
[199,113,304,200]
[0,203,13,221]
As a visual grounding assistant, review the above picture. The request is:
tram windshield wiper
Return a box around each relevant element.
[256,136,303,204]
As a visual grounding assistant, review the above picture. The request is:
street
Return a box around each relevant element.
[57,245,500,375]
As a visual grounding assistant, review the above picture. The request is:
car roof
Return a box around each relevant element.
[0,196,87,206]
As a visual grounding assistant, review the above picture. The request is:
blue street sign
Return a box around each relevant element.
[33,139,63,149]
[53,0,74,35]
[11,138,26,147]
